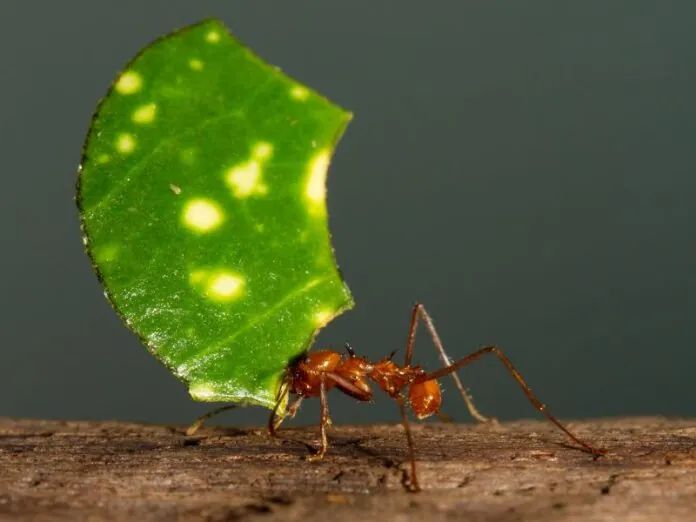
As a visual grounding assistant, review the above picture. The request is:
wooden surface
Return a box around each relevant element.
[0,416,694,521]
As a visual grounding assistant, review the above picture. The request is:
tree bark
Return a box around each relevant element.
[0,416,694,521]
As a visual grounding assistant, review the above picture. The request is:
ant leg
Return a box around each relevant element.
[406,303,493,423]
[270,370,370,437]
[395,396,421,492]
[268,380,292,436]
[421,345,606,457]
[269,396,304,436]
[186,405,237,436]
[306,375,331,461]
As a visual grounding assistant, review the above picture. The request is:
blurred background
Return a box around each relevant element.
[1,1,695,429]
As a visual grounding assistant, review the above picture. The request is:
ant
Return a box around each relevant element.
[187,303,606,492]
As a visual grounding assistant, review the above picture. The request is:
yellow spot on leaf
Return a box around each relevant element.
[206,30,221,43]
[290,85,309,101]
[189,58,204,71]
[313,309,334,328]
[116,134,136,154]
[132,103,157,124]
[207,272,245,301]
[189,383,219,400]
[253,142,273,160]
[97,154,110,164]
[305,149,330,216]
[115,71,142,94]
[225,142,273,198]
[227,162,262,197]
[182,198,223,232]
[170,184,182,195]
[94,244,119,263]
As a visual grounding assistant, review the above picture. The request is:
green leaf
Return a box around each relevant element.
[77,19,354,412]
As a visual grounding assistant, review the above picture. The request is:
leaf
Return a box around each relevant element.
[77,19,354,412]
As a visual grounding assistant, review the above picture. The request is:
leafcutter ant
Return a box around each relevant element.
[188,303,605,491]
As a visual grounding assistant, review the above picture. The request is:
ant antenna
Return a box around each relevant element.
[344,343,355,357]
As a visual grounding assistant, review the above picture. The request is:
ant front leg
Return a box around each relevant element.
[268,378,291,436]
[186,404,238,436]
[302,372,372,461]
[421,345,606,457]
[405,303,494,423]
[268,396,304,436]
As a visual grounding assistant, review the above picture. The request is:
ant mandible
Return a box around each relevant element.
[187,303,606,492]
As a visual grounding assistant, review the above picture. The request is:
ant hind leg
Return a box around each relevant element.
[395,396,422,492]
[421,345,606,457]
[406,303,494,424]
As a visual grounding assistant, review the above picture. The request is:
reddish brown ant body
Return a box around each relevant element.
[287,345,442,421]
[189,303,605,492]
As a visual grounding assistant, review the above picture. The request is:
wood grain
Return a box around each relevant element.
[0,417,694,521]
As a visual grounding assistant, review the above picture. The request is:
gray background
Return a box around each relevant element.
[1,1,694,430]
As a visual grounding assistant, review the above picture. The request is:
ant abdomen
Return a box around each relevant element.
[408,379,442,419]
